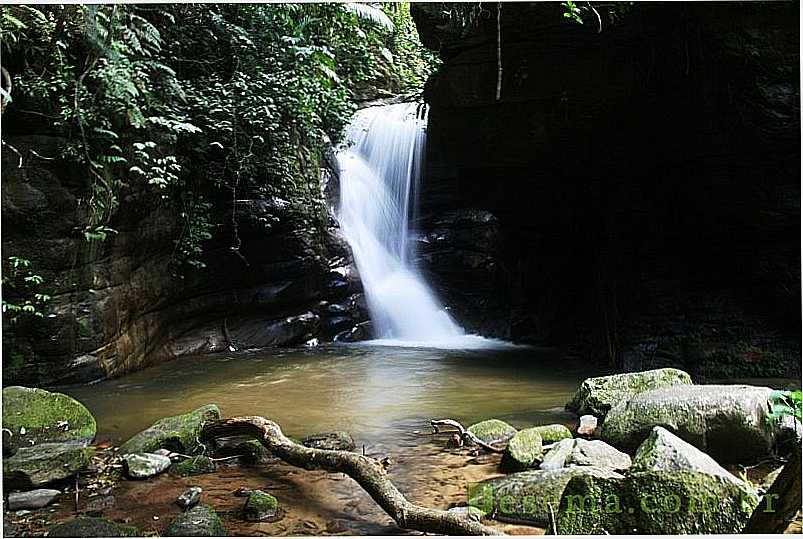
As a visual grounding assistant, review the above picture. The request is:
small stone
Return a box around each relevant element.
[8,489,61,510]
[153,448,171,456]
[577,415,598,437]
[177,486,203,510]
[123,452,171,479]
[153,516,159,521]
[243,490,279,522]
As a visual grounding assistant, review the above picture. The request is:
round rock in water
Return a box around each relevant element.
[242,490,279,522]
[177,486,203,511]
[123,453,172,479]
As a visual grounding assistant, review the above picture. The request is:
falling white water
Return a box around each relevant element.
[336,103,512,349]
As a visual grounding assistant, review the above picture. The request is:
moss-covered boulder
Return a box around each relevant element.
[565,368,693,418]
[242,490,279,521]
[48,517,139,537]
[173,455,218,476]
[119,404,220,455]
[533,424,573,444]
[4,442,92,488]
[467,419,517,445]
[500,428,543,472]
[2,386,96,453]
[631,426,743,484]
[164,504,227,536]
[556,470,759,534]
[469,467,623,526]
[301,431,355,451]
[601,384,779,463]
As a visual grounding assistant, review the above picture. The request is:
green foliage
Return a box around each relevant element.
[2,256,51,322]
[562,1,584,25]
[768,389,802,423]
[4,3,434,274]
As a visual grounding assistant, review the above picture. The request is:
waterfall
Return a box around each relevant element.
[337,103,459,343]
[337,103,505,348]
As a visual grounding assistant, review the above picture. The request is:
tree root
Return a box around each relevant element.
[202,416,504,536]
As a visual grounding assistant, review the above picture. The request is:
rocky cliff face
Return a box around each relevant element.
[413,2,800,377]
[2,133,367,385]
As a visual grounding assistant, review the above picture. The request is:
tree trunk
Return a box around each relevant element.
[743,441,801,534]
[201,416,503,536]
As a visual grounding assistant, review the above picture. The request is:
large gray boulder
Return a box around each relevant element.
[601,384,781,463]
[541,438,631,471]
[469,467,624,526]
[4,442,91,488]
[556,470,759,534]
[566,368,693,418]
[2,386,96,453]
[119,404,220,455]
[630,426,744,484]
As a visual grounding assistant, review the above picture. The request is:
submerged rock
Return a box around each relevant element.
[533,424,572,444]
[164,504,227,536]
[173,455,218,476]
[119,404,220,455]
[469,467,623,526]
[2,386,96,453]
[630,426,744,484]
[447,505,485,521]
[541,438,631,471]
[177,486,203,510]
[8,489,61,510]
[601,384,781,463]
[565,368,693,418]
[301,431,356,451]
[4,442,91,488]
[500,428,543,472]
[556,470,759,534]
[123,452,172,479]
[48,517,139,537]
[467,419,517,445]
[242,490,279,521]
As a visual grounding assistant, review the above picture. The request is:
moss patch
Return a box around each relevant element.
[48,517,139,537]
[243,490,279,521]
[2,386,96,452]
[566,368,693,418]
[500,428,543,472]
[467,419,517,445]
[173,455,218,476]
[119,404,220,454]
[556,470,758,534]
[533,424,573,444]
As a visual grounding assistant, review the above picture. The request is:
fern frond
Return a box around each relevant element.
[342,3,394,32]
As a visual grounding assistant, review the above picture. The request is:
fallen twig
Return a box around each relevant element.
[430,419,506,453]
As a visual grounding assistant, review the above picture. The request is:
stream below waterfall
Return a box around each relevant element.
[52,345,594,535]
